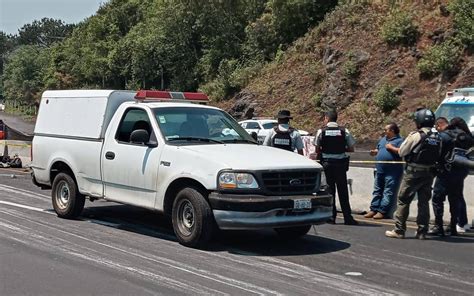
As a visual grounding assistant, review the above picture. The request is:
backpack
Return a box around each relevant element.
[442,129,474,169]
[452,129,474,150]
[407,130,442,165]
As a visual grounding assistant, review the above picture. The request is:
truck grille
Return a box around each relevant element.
[260,169,320,195]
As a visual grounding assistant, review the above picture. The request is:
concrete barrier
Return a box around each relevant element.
[346,166,474,226]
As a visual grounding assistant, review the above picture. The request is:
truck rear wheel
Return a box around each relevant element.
[274,225,312,239]
[172,187,214,248]
[51,172,85,219]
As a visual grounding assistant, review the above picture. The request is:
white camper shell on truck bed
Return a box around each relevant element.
[33,90,136,198]
[35,90,136,139]
[32,89,332,248]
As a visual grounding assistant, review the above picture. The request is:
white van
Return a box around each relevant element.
[435,87,474,134]
[31,90,332,248]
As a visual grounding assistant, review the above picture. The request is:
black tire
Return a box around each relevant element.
[171,187,214,248]
[274,225,312,239]
[51,172,85,219]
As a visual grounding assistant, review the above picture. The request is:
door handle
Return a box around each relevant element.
[105,151,115,160]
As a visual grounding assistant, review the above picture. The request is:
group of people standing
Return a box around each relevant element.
[263,108,473,239]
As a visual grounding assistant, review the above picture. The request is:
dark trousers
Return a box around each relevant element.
[323,160,353,221]
[432,169,469,228]
[394,168,435,234]
[370,172,402,216]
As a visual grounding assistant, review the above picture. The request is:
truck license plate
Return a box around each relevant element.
[293,199,312,210]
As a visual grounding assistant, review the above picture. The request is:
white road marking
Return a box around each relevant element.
[0,200,54,214]
[0,219,222,295]
[2,183,464,295]
[345,272,363,276]
[0,195,394,295]
[0,184,50,201]
[208,249,398,295]
[344,249,474,291]
[0,208,280,295]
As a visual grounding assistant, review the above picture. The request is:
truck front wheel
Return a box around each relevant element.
[274,225,312,239]
[172,187,214,248]
[51,173,85,219]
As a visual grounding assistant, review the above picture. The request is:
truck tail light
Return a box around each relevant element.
[30,142,33,162]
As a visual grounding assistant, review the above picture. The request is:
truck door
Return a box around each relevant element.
[102,107,162,208]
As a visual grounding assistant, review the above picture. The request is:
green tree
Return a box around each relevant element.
[270,0,338,46]
[17,18,75,47]
[2,45,49,105]
[0,31,17,75]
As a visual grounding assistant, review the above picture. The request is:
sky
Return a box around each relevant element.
[0,0,107,35]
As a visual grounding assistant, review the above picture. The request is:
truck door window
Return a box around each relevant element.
[116,108,151,143]
[245,122,260,129]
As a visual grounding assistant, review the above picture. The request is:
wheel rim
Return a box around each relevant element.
[55,180,70,210]
[177,199,195,237]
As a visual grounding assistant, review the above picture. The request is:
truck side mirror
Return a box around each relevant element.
[250,131,258,141]
[130,129,151,145]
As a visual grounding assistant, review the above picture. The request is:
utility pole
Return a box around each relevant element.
[160,65,164,90]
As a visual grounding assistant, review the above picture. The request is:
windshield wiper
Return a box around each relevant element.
[222,138,257,144]
[168,137,224,144]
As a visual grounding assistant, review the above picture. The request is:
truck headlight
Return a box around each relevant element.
[218,172,259,189]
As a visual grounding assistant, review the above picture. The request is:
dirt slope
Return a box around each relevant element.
[218,1,473,144]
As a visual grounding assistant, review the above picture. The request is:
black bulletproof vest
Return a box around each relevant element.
[406,130,442,165]
[320,126,346,154]
[272,127,293,151]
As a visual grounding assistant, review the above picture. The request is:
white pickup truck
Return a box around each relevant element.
[31,90,332,247]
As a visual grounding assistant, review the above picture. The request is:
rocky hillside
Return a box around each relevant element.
[219,1,473,143]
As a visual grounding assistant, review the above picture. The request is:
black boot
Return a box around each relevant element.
[449,218,458,236]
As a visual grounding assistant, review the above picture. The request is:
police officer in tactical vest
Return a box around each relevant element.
[314,110,358,225]
[263,110,304,155]
[429,117,474,236]
[385,108,442,240]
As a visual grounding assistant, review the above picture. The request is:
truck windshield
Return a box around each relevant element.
[153,107,257,144]
[435,104,474,129]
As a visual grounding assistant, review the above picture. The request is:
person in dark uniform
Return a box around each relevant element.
[429,117,474,236]
[263,110,304,155]
[314,110,358,225]
[385,108,442,239]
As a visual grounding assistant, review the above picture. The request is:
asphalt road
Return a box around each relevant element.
[1,170,473,296]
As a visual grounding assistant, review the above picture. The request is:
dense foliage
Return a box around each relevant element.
[448,0,474,54]
[0,0,337,108]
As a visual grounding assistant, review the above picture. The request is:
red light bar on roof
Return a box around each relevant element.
[135,90,209,103]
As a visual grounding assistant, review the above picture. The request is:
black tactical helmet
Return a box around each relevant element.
[414,108,435,128]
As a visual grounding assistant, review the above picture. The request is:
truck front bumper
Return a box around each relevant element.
[208,192,333,230]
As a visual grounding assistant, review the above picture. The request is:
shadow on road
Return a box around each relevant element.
[428,234,474,243]
[212,229,351,256]
[81,203,351,256]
